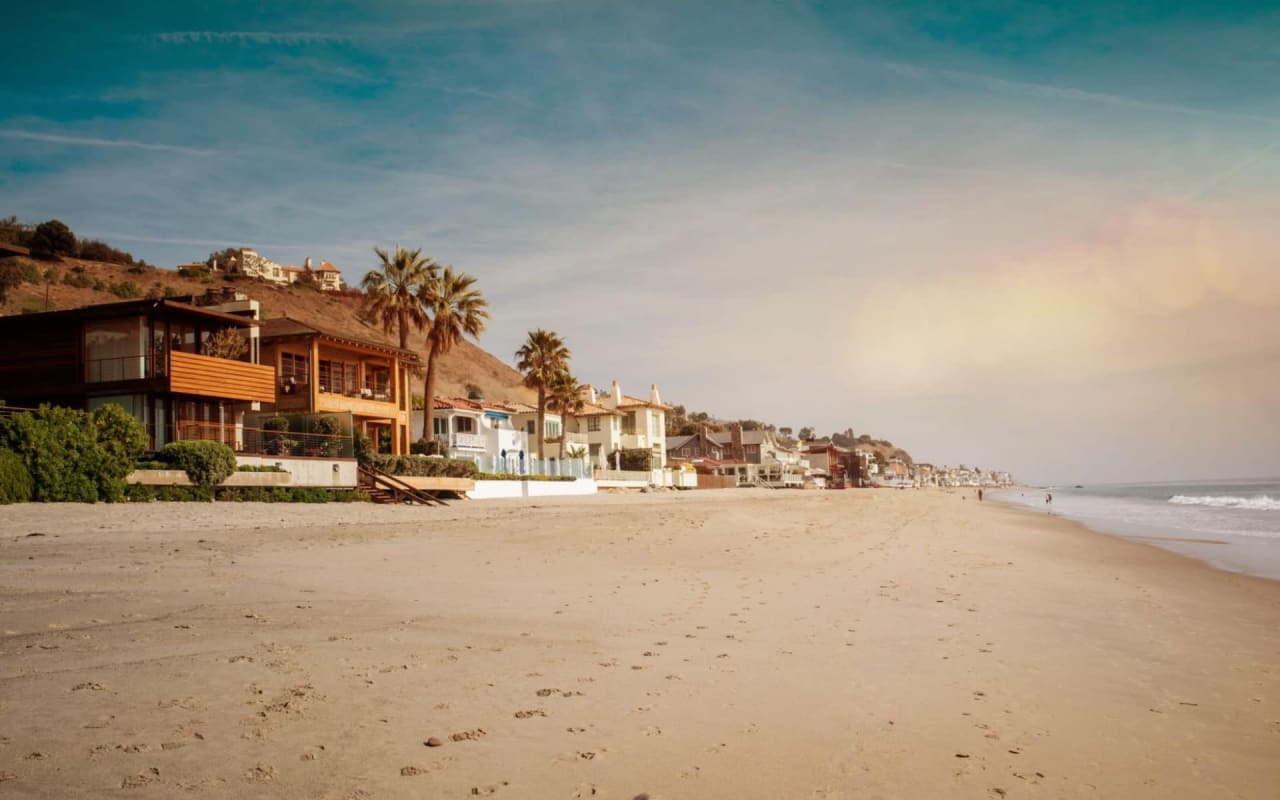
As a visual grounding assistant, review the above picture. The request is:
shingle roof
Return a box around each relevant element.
[259,315,417,359]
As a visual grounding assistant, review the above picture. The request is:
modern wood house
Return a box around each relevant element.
[0,298,275,448]
[258,316,417,455]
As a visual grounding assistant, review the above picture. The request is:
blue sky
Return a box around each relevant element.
[4,1,1279,482]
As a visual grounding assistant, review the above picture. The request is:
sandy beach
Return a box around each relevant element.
[1,489,1277,799]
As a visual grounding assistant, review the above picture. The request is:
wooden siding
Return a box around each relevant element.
[169,351,275,402]
[315,392,404,421]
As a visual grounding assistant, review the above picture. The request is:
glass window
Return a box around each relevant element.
[546,420,560,438]
[280,352,308,384]
[456,416,475,434]
[433,417,448,436]
[85,317,145,382]
[587,416,600,432]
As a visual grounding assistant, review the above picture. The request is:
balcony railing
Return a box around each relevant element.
[435,431,488,450]
[176,421,354,459]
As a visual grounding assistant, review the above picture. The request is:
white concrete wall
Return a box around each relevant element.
[467,478,598,500]
[236,455,358,488]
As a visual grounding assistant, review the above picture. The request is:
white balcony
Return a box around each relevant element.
[438,432,488,450]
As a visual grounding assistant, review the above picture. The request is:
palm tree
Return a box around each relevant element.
[360,245,436,350]
[515,329,570,460]
[418,267,489,448]
[547,368,584,456]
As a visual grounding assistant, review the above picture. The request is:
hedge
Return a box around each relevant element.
[0,404,146,502]
[372,454,478,478]
[126,485,369,503]
[0,449,33,504]
[475,473,576,482]
[159,440,237,489]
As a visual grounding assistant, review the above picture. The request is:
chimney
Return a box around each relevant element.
[304,256,312,270]
[731,423,744,461]
[611,379,622,407]
[649,383,661,406]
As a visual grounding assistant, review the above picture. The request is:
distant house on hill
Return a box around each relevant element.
[220,249,344,291]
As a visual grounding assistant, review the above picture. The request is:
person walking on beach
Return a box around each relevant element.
[978,489,983,502]
[1045,492,1052,504]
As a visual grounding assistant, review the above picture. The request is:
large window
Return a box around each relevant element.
[622,412,636,435]
[280,352,308,384]
[455,416,476,434]
[365,366,391,400]
[587,416,601,432]
[545,419,560,438]
[650,411,662,436]
[85,317,146,382]
[318,359,358,394]
[433,417,448,436]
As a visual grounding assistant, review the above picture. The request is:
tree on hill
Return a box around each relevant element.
[516,329,570,460]
[797,426,815,441]
[360,245,436,350]
[0,262,21,304]
[29,220,77,259]
[417,266,488,448]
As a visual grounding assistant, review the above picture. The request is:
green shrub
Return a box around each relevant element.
[313,415,342,456]
[62,270,93,289]
[134,460,170,471]
[0,404,144,502]
[91,404,148,501]
[0,449,33,504]
[109,280,142,299]
[410,437,448,456]
[236,464,285,472]
[474,472,576,482]
[353,430,373,467]
[92,279,106,292]
[125,484,156,502]
[18,260,42,284]
[610,448,653,471]
[372,454,478,478]
[261,415,295,455]
[159,440,237,489]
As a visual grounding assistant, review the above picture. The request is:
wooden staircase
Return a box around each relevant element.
[358,465,449,506]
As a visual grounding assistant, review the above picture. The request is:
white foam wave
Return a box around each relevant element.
[1168,494,1280,511]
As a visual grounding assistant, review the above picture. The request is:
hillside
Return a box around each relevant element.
[0,257,534,405]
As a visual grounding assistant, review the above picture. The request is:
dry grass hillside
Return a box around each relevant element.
[0,258,534,405]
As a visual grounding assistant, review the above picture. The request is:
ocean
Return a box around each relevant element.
[994,479,1280,580]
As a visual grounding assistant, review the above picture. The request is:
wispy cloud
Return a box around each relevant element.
[0,129,216,156]
[876,59,1280,125]
[153,31,350,46]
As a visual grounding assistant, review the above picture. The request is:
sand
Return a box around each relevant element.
[1,489,1277,798]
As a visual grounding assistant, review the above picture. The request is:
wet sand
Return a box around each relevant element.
[1,490,1278,798]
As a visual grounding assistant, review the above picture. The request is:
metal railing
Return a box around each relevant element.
[176,421,355,459]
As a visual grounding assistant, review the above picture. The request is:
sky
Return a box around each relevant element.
[3,1,1279,484]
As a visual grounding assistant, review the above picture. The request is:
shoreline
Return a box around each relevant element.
[2,490,1278,798]
[989,487,1280,582]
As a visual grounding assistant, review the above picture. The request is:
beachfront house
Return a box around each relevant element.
[258,316,416,455]
[0,297,275,450]
[581,380,670,470]
[412,396,529,473]
[566,397,624,468]
[802,440,852,488]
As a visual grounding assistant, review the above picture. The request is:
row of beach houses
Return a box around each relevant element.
[0,287,1011,498]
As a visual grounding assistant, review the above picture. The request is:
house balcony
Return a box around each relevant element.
[619,433,654,450]
[436,431,488,451]
[315,388,402,419]
[168,351,276,403]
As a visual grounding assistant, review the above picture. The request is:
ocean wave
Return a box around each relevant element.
[1168,494,1280,511]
